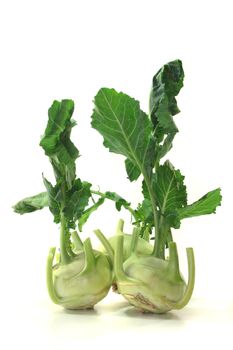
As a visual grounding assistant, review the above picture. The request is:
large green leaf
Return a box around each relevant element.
[40,100,79,189]
[12,192,48,214]
[92,88,155,181]
[177,188,222,219]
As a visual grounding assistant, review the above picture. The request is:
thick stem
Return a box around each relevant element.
[143,174,160,258]
[130,227,140,253]
[166,228,173,246]
[114,219,128,281]
[60,213,71,265]
[94,229,114,265]
[157,222,170,259]
[116,218,124,235]
[59,179,72,264]
[167,242,181,279]
[71,231,83,251]
[82,238,96,273]
[114,234,127,282]
[169,247,195,310]
[46,247,62,305]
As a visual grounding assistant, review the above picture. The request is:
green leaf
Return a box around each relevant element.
[43,176,61,223]
[13,192,48,214]
[157,132,176,160]
[104,191,131,211]
[136,199,154,224]
[149,59,184,135]
[149,60,184,165]
[64,179,92,228]
[40,100,94,230]
[40,100,79,189]
[78,197,105,232]
[177,188,222,219]
[125,159,141,181]
[154,160,187,215]
[92,88,155,181]
[141,160,187,228]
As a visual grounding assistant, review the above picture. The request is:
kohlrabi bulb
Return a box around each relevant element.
[114,221,195,314]
[94,227,153,293]
[120,253,186,313]
[47,238,112,310]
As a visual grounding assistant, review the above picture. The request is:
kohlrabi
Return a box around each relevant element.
[91,59,222,313]
[13,99,116,309]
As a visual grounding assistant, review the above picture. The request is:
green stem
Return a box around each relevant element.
[157,222,170,259]
[143,174,160,258]
[167,242,181,279]
[116,218,124,235]
[60,213,71,265]
[82,238,96,273]
[94,229,114,265]
[114,233,127,282]
[130,227,140,253]
[46,247,62,305]
[169,247,195,310]
[59,180,72,264]
[166,228,173,246]
[71,231,83,251]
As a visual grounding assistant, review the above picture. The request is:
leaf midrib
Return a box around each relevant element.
[160,175,175,215]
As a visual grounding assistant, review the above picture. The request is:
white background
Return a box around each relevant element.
[1,0,233,349]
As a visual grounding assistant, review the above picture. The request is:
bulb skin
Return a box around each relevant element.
[50,250,112,310]
[118,255,186,313]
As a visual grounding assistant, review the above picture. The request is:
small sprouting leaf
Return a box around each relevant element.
[136,199,154,224]
[13,192,48,214]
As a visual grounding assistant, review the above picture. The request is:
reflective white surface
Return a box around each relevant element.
[2,290,233,350]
